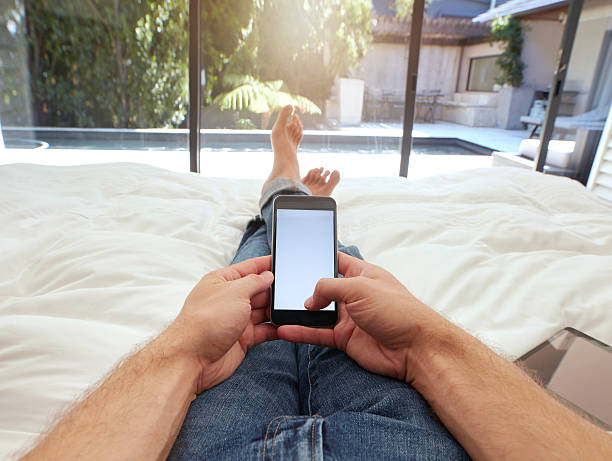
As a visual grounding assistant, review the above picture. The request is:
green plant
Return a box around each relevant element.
[0,0,32,126]
[393,0,433,20]
[200,0,257,105]
[19,0,188,128]
[2,0,373,128]
[216,0,373,111]
[213,74,321,114]
[490,15,525,88]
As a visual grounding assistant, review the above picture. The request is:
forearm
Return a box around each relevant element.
[22,335,199,461]
[408,320,612,460]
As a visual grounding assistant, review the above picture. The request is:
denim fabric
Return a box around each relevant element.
[168,182,469,460]
[258,177,312,210]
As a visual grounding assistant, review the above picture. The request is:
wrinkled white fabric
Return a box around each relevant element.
[1,163,611,456]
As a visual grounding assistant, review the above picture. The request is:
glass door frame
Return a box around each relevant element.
[188,0,201,173]
[534,0,584,173]
[399,0,425,178]
[188,0,425,177]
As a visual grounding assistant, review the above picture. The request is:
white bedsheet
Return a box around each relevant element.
[1,163,611,456]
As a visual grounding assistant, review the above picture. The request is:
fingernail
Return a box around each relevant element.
[304,296,313,308]
[261,271,274,283]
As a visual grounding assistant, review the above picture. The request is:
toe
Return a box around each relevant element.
[291,125,301,144]
[274,105,294,129]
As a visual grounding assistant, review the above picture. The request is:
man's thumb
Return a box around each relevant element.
[233,271,274,298]
[305,277,358,310]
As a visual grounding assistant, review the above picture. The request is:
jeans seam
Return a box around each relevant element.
[307,345,313,416]
[310,415,318,461]
[270,416,288,461]
[262,415,287,461]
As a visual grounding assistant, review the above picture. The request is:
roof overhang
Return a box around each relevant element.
[373,15,491,46]
[473,0,568,23]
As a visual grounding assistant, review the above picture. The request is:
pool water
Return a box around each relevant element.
[201,141,483,155]
[5,138,488,155]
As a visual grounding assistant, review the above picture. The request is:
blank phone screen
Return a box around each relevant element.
[274,209,335,310]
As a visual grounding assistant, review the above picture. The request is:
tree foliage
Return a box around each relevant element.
[200,0,256,104]
[0,0,32,126]
[490,15,524,88]
[21,0,189,128]
[1,0,373,128]
[18,0,259,128]
[213,0,373,111]
[393,0,433,20]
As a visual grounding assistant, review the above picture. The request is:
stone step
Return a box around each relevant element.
[440,103,497,127]
[451,92,498,106]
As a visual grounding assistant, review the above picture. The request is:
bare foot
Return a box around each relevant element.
[262,105,304,192]
[302,167,341,196]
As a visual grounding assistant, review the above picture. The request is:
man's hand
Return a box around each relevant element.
[277,252,453,383]
[22,256,278,460]
[280,252,612,460]
[156,255,277,394]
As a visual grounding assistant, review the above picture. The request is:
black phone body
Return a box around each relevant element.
[270,195,338,327]
[517,327,612,430]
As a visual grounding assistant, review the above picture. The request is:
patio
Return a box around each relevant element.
[343,121,530,153]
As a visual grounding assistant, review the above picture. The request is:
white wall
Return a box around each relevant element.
[354,42,408,97]
[354,42,461,98]
[521,19,564,91]
[565,0,612,115]
[455,19,562,94]
[417,45,462,95]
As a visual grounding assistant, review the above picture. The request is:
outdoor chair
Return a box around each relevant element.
[521,107,608,138]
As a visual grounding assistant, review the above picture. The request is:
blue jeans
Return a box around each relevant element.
[168,180,468,460]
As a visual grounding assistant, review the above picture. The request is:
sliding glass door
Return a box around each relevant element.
[191,0,410,179]
[1,0,190,169]
[535,0,612,185]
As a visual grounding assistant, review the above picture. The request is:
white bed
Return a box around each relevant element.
[1,163,611,457]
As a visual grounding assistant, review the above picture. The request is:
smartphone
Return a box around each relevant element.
[270,195,338,327]
[516,327,612,430]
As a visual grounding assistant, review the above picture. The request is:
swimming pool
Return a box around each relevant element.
[2,129,492,156]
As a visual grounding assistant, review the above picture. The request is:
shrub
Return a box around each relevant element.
[490,15,525,88]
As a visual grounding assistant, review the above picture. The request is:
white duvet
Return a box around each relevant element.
[1,163,611,457]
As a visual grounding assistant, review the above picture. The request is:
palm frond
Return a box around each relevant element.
[214,74,322,115]
[264,80,284,92]
[213,83,271,113]
[291,94,322,115]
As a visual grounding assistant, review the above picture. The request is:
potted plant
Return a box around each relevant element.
[491,16,534,130]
